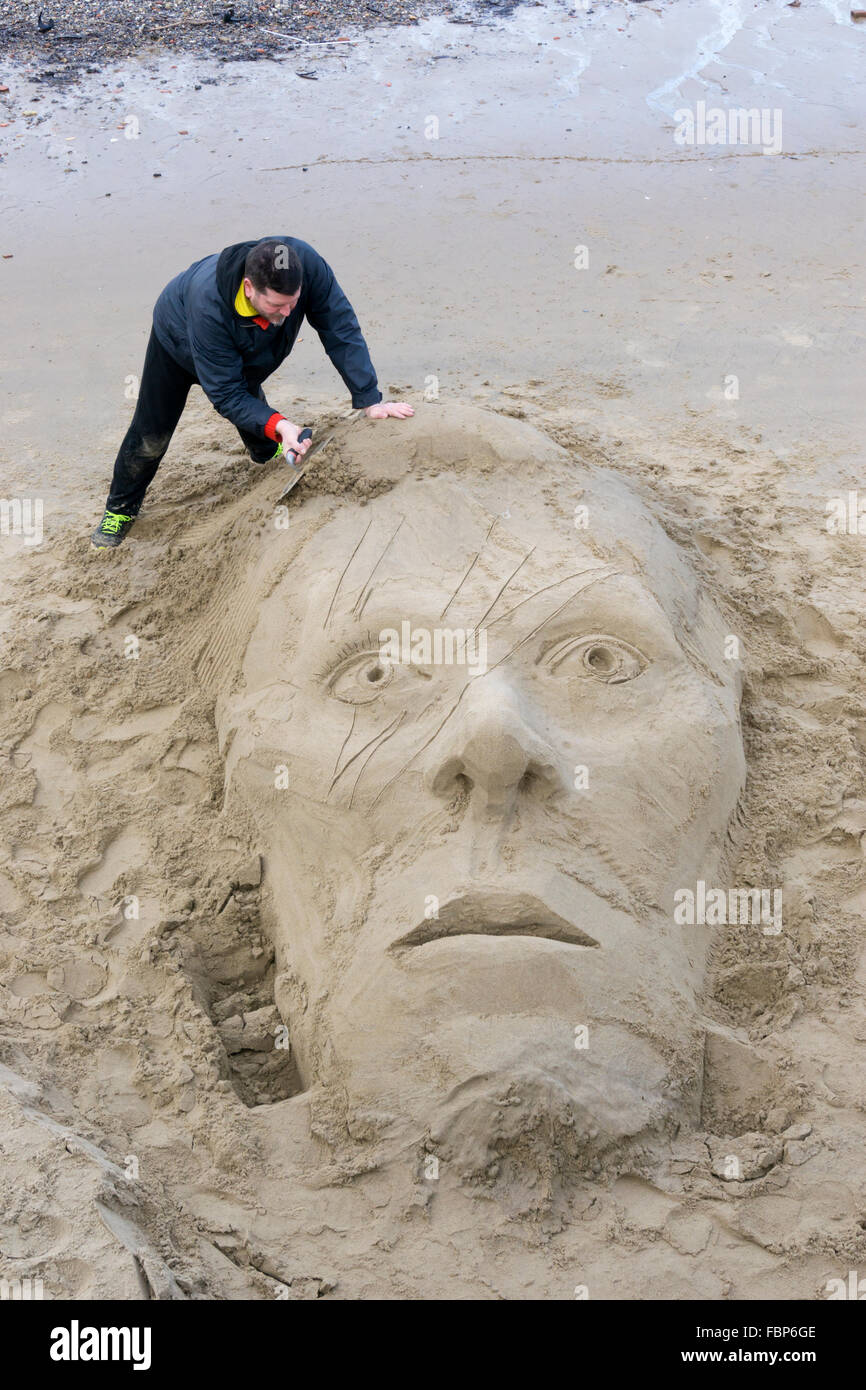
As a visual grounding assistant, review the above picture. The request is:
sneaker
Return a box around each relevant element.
[90,509,136,549]
[248,442,283,465]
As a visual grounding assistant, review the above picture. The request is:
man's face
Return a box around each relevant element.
[244,276,301,324]
[217,474,745,1153]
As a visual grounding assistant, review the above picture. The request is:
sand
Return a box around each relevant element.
[1,395,865,1299]
[1,0,865,1301]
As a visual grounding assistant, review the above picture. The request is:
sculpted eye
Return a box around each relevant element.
[542,634,647,684]
[327,648,393,704]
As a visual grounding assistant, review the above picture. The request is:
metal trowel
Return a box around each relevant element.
[277,428,335,500]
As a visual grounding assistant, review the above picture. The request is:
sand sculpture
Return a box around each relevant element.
[215,408,746,1184]
[4,403,858,1298]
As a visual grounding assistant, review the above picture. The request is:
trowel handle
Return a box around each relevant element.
[287,427,313,468]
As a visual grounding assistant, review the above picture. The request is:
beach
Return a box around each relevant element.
[1,0,865,1310]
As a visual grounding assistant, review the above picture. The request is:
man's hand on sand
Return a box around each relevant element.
[276,419,313,459]
[364,402,415,419]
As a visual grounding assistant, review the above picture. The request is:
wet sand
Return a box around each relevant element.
[0,0,861,526]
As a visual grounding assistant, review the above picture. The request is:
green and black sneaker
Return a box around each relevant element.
[90,509,136,550]
[248,442,283,466]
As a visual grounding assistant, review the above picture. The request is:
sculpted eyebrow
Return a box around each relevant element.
[484,565,620,635]
[484,568,624,676]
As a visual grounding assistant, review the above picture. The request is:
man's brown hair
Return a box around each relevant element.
[244,239,303,296]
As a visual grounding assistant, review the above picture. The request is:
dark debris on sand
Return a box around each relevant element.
[0,1,522,86]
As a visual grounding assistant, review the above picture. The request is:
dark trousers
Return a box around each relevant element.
[105,328,276,515]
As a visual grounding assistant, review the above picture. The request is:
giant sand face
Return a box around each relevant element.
[3,398,855,1298]
[215,411,746,1168]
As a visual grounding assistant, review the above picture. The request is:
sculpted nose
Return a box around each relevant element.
[428,674,564,816]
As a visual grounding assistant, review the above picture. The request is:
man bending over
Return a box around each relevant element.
[91,236,413,549]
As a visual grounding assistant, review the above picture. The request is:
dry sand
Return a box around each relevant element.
[1,0,865,1301]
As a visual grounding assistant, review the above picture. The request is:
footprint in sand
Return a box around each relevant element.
[77,827,150,905]
[76,1042,153,1130]
[11,701,76,811]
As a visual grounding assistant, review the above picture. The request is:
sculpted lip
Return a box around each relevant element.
[390,891,600,951]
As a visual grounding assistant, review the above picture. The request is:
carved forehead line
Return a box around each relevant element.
[472,545,537,632]
[321,508,509,630]
[483,565,613,635]
[351,516,406,622]
[323,515,374,630]
[485,566,624,677]
[312,484,659,634]
[439,515,500,621]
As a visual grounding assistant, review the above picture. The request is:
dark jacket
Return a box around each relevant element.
[151,236,382,439]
